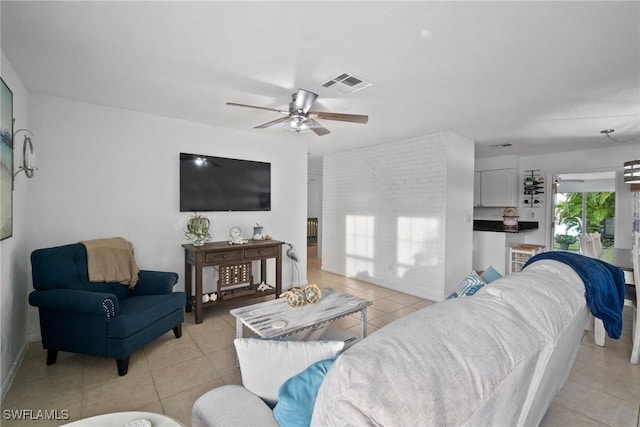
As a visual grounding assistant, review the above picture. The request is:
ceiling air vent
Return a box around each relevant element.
[321,73,372,95]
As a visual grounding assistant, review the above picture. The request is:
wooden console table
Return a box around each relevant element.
[183,240,283,324]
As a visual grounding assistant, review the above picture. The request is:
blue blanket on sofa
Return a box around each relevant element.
[523,251,625,339]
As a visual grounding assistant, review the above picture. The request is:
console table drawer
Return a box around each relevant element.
[205,250,243,263]
[244,246,277,258]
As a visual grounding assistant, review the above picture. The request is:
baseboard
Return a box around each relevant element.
[1,341,29,403]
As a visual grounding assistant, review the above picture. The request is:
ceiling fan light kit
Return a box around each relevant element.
[226,88,368,136]
[288,116,310,133]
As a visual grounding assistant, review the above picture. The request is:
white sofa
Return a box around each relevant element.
[193,259,592,426]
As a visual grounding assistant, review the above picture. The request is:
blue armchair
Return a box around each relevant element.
[29,243,185,376]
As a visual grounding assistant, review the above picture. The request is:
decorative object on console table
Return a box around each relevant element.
[183,239,283,324]
[523,170,544,207]
[184,213,211,246]
[218,262,253,294]
[253,223,264,240]
[229,226,249,245]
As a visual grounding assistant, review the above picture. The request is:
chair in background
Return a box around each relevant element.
[588,232,638,354]
[29,242,185,375]
[579,234,596,257]
[580,233,607,346]
[602,218,615,246]
[589,232,603,258]
[630,232,639,364]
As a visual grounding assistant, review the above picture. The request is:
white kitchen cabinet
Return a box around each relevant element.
[474,168,517,207]
[473,231,525,275]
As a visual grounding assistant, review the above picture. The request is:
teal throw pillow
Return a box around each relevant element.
[447,271,486,299]
[273,358,335,427]
[481,265,503,283]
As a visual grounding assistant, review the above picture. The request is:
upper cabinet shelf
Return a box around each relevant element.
[474,168,518,207]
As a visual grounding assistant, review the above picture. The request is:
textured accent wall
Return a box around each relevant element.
[322,132,474,300]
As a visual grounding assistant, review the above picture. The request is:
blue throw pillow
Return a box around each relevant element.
[447,271,486,299]
[273,358,335,427]
[481,265,503,283]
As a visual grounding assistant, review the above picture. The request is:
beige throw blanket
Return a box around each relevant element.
[80,237,140,288]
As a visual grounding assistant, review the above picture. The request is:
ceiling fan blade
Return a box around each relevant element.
[226,102,286,114]
[254,116,291,129]
[308,119,331,136]
[294,89,318,114]
[310,111,369,124]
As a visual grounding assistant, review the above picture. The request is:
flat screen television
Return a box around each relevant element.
[180,152,271,212]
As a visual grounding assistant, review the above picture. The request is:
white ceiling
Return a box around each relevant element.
[2,1,639,159]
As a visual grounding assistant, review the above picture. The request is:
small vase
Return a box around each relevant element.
[253,226,264,240]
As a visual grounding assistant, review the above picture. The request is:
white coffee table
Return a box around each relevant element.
[230,287,372,340]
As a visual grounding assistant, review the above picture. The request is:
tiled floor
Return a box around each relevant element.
[2,248,639,426]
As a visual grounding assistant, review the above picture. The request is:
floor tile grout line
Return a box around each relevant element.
[551,400,614,426]
[145,350,164,415]
[566,372,640,407]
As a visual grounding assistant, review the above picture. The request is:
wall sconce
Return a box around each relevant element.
[13,129,36,179]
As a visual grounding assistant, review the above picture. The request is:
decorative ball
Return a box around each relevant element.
[303,284,322,304]
[281,287,306,307]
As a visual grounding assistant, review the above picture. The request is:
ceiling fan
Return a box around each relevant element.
[226,88,368,136]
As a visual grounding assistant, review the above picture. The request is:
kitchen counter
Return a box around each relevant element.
[473,220,539,233]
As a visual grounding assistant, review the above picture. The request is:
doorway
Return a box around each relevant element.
[308,175,321,262]
[551,171,616,251]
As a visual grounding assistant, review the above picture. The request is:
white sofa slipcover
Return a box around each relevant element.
[193,260,592,426]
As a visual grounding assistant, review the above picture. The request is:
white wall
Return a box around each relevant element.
[1,52,31,401]
[25,94,308,338]
[322,132,474,301]
[443,134,476,296]
[308,157,322,176]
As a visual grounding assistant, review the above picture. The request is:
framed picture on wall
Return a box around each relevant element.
[1,78,13,241]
